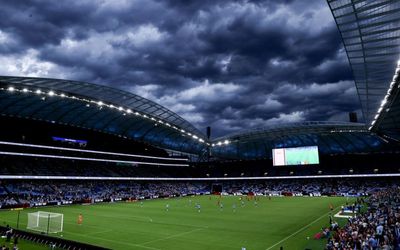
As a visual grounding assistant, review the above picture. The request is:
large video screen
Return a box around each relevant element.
[272,146,319,166]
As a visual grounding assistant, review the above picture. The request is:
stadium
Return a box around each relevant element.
[0,0,400,250]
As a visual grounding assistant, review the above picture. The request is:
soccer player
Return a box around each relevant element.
[77,213,83,225]
[196,203,201,213]
[232,203,237,212]
[219,202,224,211]
[166,204,170,211]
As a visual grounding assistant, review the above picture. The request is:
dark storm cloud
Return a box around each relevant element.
[0,0,360,137]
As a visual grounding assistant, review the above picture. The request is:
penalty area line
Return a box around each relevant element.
[65,231,161,250]
[139,227,207,246]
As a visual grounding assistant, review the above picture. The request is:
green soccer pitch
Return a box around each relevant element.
[0,196,351,250]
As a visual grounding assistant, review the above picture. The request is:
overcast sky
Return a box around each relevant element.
[0,0,361,137]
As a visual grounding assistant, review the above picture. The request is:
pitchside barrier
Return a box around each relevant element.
[0,225,110,250]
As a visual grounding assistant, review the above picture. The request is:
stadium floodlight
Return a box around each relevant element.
[97,101,103,106]
[0,141,187,161]
[60,93,65,97]
[27,211,63,234]
[118,106,123,111]
[217,142,222,146]
[224,140,229,145]
[0,151,190,167]
[48,91,55,96]
[127,109,132,113]
[35,89,42,94]
[7,86,15,92]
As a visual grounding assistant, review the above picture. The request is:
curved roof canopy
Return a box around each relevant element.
[0,76,207,155]
[0,78,394,160]
[211,121,388,160]
[328,0,400,139]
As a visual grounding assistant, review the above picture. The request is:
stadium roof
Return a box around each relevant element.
[0,76,208,155]
[328,0,400,139]
[211,121,389,160]
[0,76,396,161]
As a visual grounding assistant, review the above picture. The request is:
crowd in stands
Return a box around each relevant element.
[222,179,397,196]
[325,187,400,249]
[1,178,400,249]
[0,181,210,208]
[0,178,397,209]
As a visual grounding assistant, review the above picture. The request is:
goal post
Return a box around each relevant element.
[27,211,63,234]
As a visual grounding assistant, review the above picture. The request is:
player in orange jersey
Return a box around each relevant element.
[77,213,83,225]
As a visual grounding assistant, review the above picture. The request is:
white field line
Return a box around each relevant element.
[265,207,342,250]
[85,229,113,236]
[139,227,207,246]
[57,206,154,223]
[0,216,161,250]
[65,230,162,250]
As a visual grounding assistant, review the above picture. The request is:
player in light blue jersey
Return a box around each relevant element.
[196,203,201,213]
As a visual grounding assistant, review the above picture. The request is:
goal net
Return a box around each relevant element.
[27,211,63,233]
